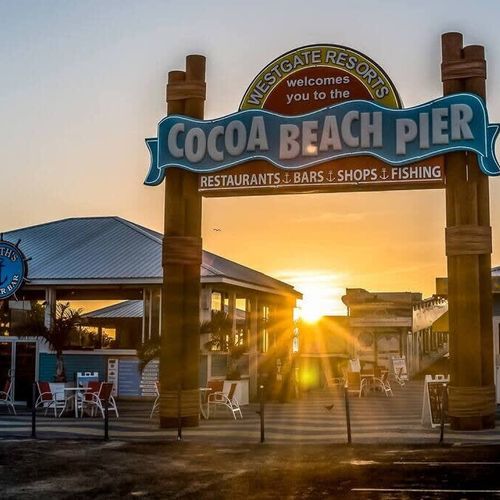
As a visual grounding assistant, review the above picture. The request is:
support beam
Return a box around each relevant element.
[442,32,495,430]
[44,288,56,330]
[248,295,259,400]
[159,55,205,428]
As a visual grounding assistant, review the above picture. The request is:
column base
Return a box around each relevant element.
[450,414,495,431]
[159,415,199,428]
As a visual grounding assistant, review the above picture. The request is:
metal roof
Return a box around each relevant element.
[3,216,300,297]
[83,300,249,320]
[82,300,143,319]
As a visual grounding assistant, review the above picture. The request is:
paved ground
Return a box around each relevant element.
[1,380,499,445]
[1,440,500,498]
[2,380,500,498]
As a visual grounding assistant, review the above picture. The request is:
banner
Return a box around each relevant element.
[144,93,500,186]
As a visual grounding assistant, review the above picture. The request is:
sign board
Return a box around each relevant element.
[144,43,500,196]
[199,156,444,196]
[240,44,401,114]
[0,238,29,300]
[349,358,361,372]
[391,356,408,381]
[145,94,499,189]
[421,374,450,428]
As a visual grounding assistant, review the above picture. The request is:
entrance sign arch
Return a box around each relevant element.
[147,33,499,430]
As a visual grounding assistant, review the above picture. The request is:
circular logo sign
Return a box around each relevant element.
[0,239,29,300]
[240,44,401,115]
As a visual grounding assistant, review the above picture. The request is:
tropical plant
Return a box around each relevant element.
[137,337,160,372]
[201,310,246,380]
[12,301,82,382]
[137,311,247,379]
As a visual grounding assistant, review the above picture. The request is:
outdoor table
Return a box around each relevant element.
[61,386,88,418]
[199,387,211,419]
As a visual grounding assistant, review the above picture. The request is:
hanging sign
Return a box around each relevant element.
[144,44,500,196]
[144,93,499,186]
[0,237,29,300]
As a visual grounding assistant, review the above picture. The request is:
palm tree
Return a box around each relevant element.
[12,301,82,382]
[46,303,82,382]
[201,310,246,379]
[137,310,246,379]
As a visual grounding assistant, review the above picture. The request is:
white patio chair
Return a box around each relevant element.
[373,371,393,397]
[0,379,16,415]
[150,381,160,418]
[346,372,368,398]
[207,382,242,419]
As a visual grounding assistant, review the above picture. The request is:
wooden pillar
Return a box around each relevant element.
[159,55,206,428]
[442,33,495,430]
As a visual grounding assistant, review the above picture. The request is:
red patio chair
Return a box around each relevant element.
[0,379,16,415]
[35,381,66,417]
[81,382,119,418]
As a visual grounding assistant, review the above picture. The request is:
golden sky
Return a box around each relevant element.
[2,1,500,317]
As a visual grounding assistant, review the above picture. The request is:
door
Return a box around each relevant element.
[0,341,13,390]
[0,339,37,403]
[14,341,37,403]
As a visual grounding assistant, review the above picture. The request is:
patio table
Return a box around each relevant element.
[61,387,88,418]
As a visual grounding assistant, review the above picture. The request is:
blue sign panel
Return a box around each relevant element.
[145,93,500,186]
[0,239,29,300]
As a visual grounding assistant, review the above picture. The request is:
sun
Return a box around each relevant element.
[296,279,343,323]
[300,297,326,323]
[276,270,348,323]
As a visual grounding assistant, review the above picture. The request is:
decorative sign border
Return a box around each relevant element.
[0,236,30,300]
[239,44,402,111]
[144,93,500,186]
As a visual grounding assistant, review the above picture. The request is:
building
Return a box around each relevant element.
[298,288,448,388]
[0,216,301,403]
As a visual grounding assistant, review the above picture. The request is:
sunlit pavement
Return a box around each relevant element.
[1,380,500,445]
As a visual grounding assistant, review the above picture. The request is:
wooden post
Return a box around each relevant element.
[159,55,206,428]
[442,33,495,430]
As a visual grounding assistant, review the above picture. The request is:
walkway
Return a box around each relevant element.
[1,380,499,444]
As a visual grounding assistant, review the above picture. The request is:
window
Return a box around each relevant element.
[259,305,270,353]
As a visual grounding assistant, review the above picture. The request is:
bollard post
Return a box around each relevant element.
[31,382,36,439]
[259,384,265,443]
[177,383,182,441]
[104,397,109,441]
[344,384,352,445]
[439,383,447,444]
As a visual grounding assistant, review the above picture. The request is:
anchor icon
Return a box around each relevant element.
[380,167,390,180]
[326,171,336,182]
[283,172,292,184]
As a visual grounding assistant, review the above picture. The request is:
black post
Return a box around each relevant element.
[439,383,447,444]
[177,384,182,441]
[259,384,265,443]
[31,382,36,439]
[344,384,352,445]
[104,397,109,441]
